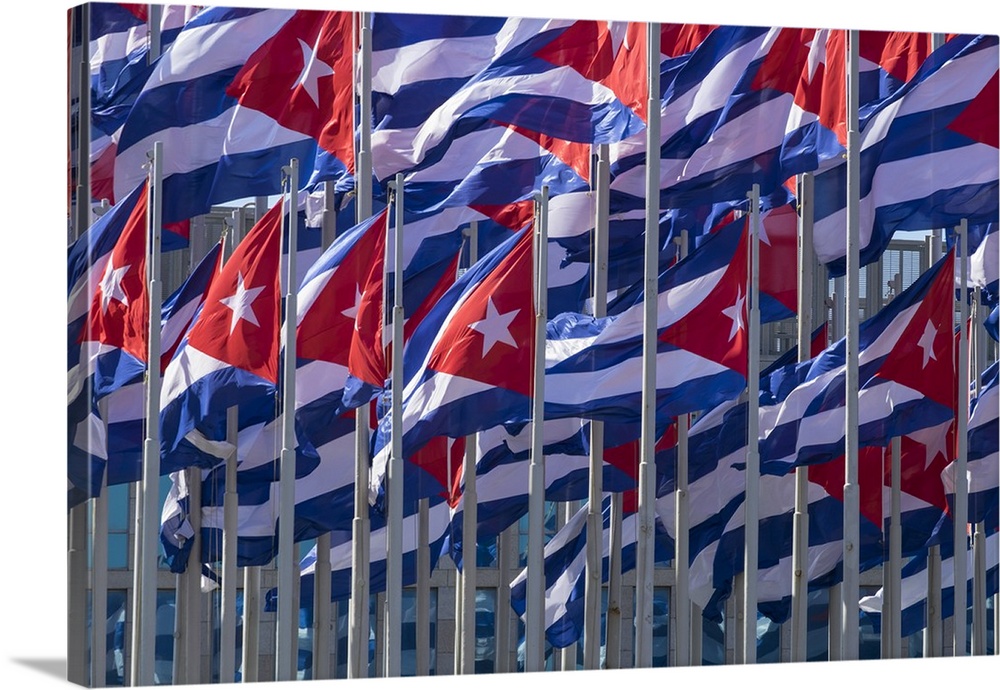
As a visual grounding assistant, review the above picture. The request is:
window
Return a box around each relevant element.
[400,588,438,676]
[652,587,670,667]
[474,589,496,674]
[107,484,130,570]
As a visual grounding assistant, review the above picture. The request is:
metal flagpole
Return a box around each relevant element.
[525,185,550,672]
[91,401,109,688]
[384,173,406,678]
[605,492,623,669]
[675,230,692,667]
[971,286,987,656]
[790,172,814,661]
[635,20,661,669]
[954,219,970,657]
[841,29,862,661]
[920,31,947,664]
[242,200,267,684]
[215,208,244,686]
[460,222,480,675]
[68,5,91,683]
[275,158,300,681]
[416,500,431,675]
[558,502,576,671]
[743,184,762,665]
[349,11,373,678]
[313,181,337,681]
[130,140,164,687]
[454,550,464,674]
[888,436,902,658]
[220,408,239,682]
[175,468,204,683]
[585,143,609,670]
[496,525,516,673]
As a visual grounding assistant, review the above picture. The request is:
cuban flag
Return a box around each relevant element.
[370,15,645,182]
[544,214,749,427]
[860,521,999,639]
[760,250,957,475]
[508,491,672,649]
[814,34,999,277]
[442,417,646,571]
[263,497,454,612]
[67,181,146,507]
[78,180,150,402]
[944,361,999,528]
[608,25,845,213]
[369,226,536,502]
[98,241,224,488]
[87,4,198,206]
[114,8,354,226]
[68,181,146,407]
[159,199,284,475]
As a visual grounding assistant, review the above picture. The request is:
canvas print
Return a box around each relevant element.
[65,3,998,686]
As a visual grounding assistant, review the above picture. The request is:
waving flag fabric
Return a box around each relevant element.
[608,25,845,213]
[369,227,535,502]
[860,523,999,638]
[80,181,149,401]
[508,491,672,649]
[760,250,957,475]
[443,417,644,570]
[814,34,999,276]
[67,181,147,507]
[544,215,748,427]
[264,497,453,611]
[114,8,355,226]
[159,200,284,475]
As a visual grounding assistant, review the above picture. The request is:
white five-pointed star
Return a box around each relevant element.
[293,35,335,107]
[905,421,951,471]
[98,259,131,313]
[804,29,829,82]
[917,319,938,369]
[342,286,363,322]
[721,287,746,342]
[468,298,520,359]
[219,272,266,335]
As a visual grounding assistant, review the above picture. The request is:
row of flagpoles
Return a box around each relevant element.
[65,6,998,687]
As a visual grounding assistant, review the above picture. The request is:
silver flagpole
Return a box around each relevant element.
[971,286,987,656]
[313,181,338,682]
[131,140,163,687]
[635,20,660,669]
[218,211,242,686]
[888,436,902,658]
[954,218,970,657]
[923,199,947,658]
[416,499,430,675]
[349,11,373,678]
[496,524,516,673]
[743,184,762,665]
[220,407,239,682]
[176,468,204,683]
[791,172,814,661]
[68,5,91,682]
[525,185,550,672]
[275,158,300,681]
[675,229,692,667]
[585,143,609,670]
[841,28,861,661]
[242,200,266,684]
[460,222,480,675]
[91,402,109,688]
[558,502,577,671]
[385,173,406,678]
[605,492,623,669]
